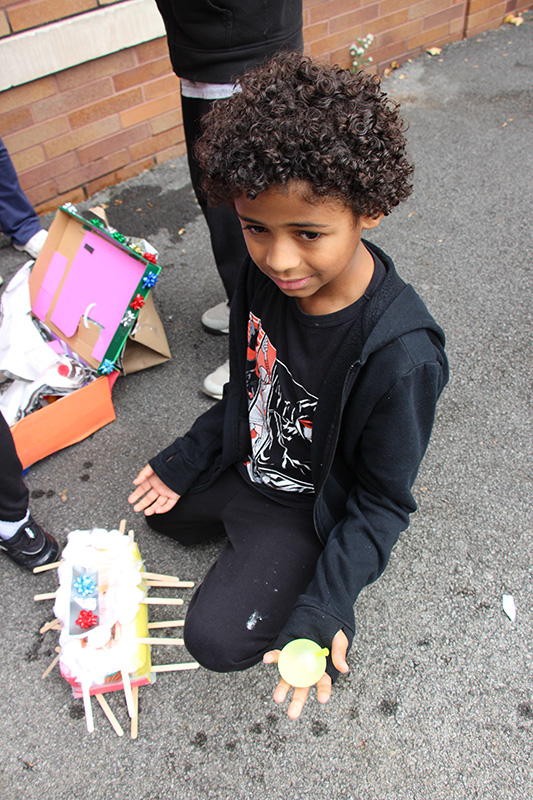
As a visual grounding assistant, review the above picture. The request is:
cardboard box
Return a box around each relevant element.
[9,205,171,469]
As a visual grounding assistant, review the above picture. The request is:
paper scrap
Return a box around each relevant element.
[502,594,516,622]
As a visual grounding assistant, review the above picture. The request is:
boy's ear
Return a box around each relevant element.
[361,212,384,230]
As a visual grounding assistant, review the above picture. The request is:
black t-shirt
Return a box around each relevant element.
[237,253,386,507]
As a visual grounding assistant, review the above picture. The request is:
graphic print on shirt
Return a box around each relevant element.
[244,312,317,493]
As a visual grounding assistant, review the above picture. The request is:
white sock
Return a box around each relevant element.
[0,510,30,540]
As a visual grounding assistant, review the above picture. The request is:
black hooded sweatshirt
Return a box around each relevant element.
[150,241,449,676]
[154,0,303,83]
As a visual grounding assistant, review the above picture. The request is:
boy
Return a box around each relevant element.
[128,53,448,719]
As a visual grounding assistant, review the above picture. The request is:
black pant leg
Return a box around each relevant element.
[166,469,322,671]
[144,467,322,672]
[180,94,248,302]
[0,412,29,521]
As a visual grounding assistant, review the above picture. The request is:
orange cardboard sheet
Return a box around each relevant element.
[11,372,119,470]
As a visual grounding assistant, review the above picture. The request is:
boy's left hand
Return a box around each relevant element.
[263,629,349,720]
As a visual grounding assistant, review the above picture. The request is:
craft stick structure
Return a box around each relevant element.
[35,520,198,738]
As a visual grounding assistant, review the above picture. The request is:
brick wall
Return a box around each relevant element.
[1,38,183,211]
[0,0,530,215]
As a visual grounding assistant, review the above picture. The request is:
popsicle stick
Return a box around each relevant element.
[121,669,136,718]
[136,637,184,646]
[141,572,194,587]
[147,620,185,629]
[128,529,135,541]
[151,663,200,673]
[96,693,124,737]
[130,685,139,740]
[146,580,194,589]
[118,519,126,535]
[82,684,94,733]
[141,571,179,581]
[145,598,185,608]
[33,561,61,573]
[40,618,61,634]
[34,591,57,601]
[41,654,59,679]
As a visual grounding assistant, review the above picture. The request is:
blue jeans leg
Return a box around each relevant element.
[0,137,41,246]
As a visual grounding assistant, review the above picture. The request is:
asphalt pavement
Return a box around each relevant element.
[0,15,532,800]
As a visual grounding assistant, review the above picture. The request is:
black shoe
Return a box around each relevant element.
[0,516,59,570]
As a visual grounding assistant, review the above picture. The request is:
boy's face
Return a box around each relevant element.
[234,181,382,315]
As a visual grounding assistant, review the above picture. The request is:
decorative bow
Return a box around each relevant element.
[76,609,98,629]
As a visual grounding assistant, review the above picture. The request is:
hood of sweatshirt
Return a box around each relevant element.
[359,240,446,364]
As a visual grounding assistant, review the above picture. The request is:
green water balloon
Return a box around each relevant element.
[278,638,329,688]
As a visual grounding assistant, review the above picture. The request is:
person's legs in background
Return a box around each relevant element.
[0,138,48,261]
[181,95,249,399]
[0,412,59,570]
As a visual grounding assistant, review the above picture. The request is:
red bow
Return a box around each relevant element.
[76,609,98,629]
[130,294,146,311]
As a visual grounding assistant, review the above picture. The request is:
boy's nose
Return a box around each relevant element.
[265,239,300,273]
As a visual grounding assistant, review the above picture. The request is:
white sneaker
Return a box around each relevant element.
[202,359,229,400]
[13,228,48,260]
[201,300,230,334]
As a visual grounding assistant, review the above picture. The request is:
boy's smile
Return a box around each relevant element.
[235,181,382,315]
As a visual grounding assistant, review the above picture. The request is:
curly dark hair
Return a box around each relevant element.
[195,52,413,218]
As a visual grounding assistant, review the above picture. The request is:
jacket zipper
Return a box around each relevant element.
[313,360,362,541]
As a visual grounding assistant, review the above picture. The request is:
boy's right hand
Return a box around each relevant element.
[263,630,350,719]
[128,464,180,515]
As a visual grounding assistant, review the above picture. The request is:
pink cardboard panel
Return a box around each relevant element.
[32,251,69,321]
[49,231,145,361]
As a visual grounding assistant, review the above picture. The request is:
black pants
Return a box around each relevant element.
[0,412,28,521]
[181,94,248,302]
[146,467,323,672]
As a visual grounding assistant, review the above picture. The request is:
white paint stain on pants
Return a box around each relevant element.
[246,610,263,630]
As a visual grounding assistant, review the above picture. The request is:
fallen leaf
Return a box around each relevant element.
[61,489,67,503]
[408,211,416,218]
[427,47,442,56]
[503,13,523,25]
[384,61,400,77]
[178,228,185,235]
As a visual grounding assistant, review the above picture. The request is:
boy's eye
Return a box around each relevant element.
[298,230,322,241]
[243,224,267,234]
